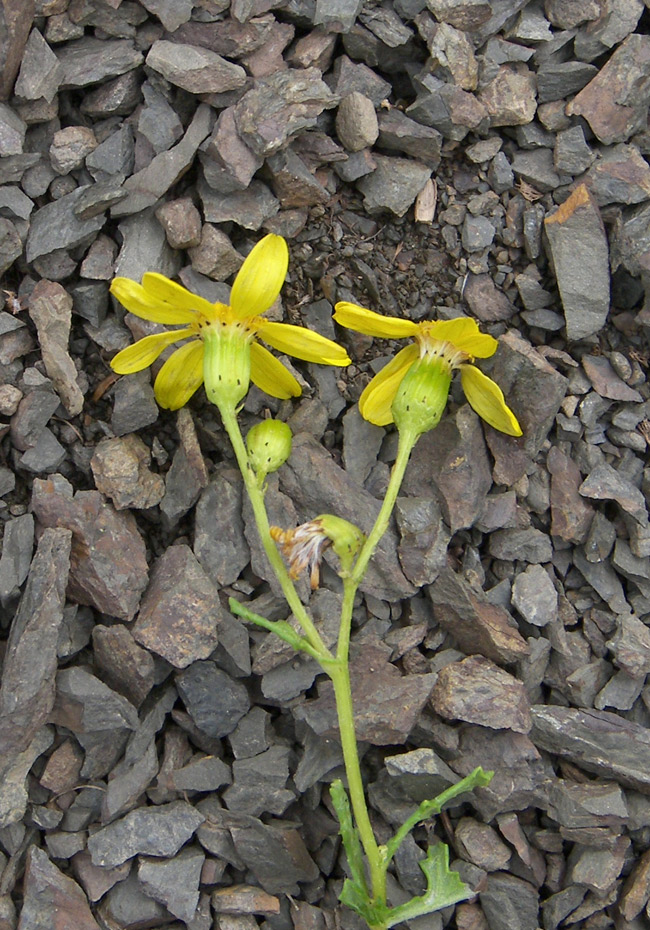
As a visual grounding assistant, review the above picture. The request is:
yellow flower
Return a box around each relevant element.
[333,303,522,436]
[110,234,351,410]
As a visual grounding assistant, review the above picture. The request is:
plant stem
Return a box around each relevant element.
[330,426,420,909]
[328,656,386,909]
[218,403,332,661]
[350,426,418,589]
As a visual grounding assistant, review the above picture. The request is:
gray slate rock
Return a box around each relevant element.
[0,217,22,275]
[133,544,221,670]
[402,406,492,533]
[224,746,294,817]
[357,154,431,216]
[97,870,169,928]
[230,818,319,896]
[52,667,139,733]
[112,103,212,216]
[579,463,647,525]
[56,36,143,88]
[0,727,54,829]
[536,61,597,104]
[0,513,34,605]
[480,872,539,930]
[26,186,106,263]
[32,474,149,621]
[159,407,209,528]
[568,34,650,144]
[531,705,650,792]
[0,527,69,768]
[395,496,450,587]
[28,279,84,416]
[431,655,532,734]
[138,846,205,923]
[199,177,279,230]
[88,801,205,868]
[428,567,529,665]
[111,370,159,437]
[176,661,250,738]
[511,564,558,627]
[20,847,100,930]
[581,143,650,205]
[146,40,246,95]
[489,527,553,563]
[543,184,610,341]
[377,108,442,167]
[234,67,338,157]
[296,640,435,745]
[91,434,165,510]
[194,468,249,586]
[14,26,62,102]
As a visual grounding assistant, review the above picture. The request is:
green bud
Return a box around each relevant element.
[317,514,365,576]
[392,357,452,438]
[246,419,292,483]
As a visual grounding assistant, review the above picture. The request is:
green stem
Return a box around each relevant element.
[329,657,386,910]
[218,402,332,662]
[330,426,420,910]
[350,426,418,589]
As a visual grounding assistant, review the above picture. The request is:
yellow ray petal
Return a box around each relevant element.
[250,342,301,399]
[460,364,522,436]
[153,340,204,410]
[359,344,419,426]
[111,278,198,325]
[230,234,289,319]
[258,321,351,366]
[141,273,218,321]
[429,318,497,358]
[334,302,418,339]
[110,328,195,374]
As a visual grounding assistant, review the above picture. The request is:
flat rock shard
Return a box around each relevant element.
[543,183,610,341]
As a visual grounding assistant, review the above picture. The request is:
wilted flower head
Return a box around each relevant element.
[271,515,365,588]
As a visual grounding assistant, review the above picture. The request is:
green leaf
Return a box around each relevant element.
[330,780,368,899]
[383,842,472,928]
[384,766,493,864]
[228,597,321,658]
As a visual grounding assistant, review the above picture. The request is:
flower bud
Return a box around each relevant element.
[317,515,365,576]
[391,358,452,438]
[246,419,292,482]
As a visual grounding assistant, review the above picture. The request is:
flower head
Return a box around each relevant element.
[111,234,351,411]
[271,515,365,589]
[333,303,522,437]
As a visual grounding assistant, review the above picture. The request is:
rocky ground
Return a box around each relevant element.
[1,1,650,929]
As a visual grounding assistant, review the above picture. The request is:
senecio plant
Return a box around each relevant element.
[111,234,522,930]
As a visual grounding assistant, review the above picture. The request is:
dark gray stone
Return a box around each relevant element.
[0,513,34,604]
[111,370,159,436]
[138,846,205,923]
[357,154,432,217]
[176,661,250,739]
[88,801,204,868]
[26,186,106,264]
[56,36,143,89]
[531,705,650,792]
[480,872,539,930]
